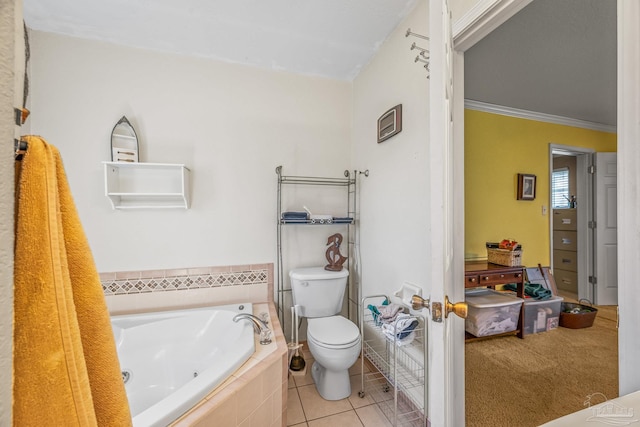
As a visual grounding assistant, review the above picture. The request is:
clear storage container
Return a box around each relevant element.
[465,289,523,337]
[523,296,563,335]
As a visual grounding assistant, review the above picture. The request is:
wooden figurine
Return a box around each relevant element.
[325,233,347,271]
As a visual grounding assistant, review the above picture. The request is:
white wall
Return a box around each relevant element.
[352,0,430,300]
[0,2,19,424]
[29,32,352,274]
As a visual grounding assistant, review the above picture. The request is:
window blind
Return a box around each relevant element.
[552,168,570,208]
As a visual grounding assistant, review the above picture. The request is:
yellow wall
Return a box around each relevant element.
[465,110,617,266]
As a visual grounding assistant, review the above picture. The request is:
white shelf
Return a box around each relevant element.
[103,161,190,209]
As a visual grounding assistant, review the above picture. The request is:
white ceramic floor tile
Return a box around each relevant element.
[356,404,393,427]
[288,374,296,389]
[307,410,364,427]
[287,388,306,426]
[297,384,353,421]
[347,374,376,409]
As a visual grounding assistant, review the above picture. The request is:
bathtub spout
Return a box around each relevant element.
[233,314,272,345]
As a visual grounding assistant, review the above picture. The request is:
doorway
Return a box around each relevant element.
[549,145,594,303]
[458,0,618,425]
[549,145,619,306]
[448,0,640,424]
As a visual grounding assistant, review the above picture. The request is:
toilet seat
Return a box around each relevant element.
[307,316,360,349]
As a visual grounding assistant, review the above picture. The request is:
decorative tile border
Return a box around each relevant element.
[100,264,270,296]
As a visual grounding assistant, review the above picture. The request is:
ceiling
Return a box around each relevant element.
[22,0,418,81]
[464,0,617,128]
[23,0,616,127]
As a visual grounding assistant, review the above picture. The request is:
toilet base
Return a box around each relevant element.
[311,361,352,400]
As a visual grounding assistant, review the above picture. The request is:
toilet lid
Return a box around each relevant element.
[307,316,360,347]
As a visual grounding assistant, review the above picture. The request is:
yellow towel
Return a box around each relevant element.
[13,136,132,427]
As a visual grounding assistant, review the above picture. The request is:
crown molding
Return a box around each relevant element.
[453,0,533,52]
[464,100,617,134]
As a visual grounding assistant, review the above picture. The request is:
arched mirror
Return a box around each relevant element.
[111,116,139,162]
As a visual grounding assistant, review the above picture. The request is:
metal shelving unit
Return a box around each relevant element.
[275,166,363,336]
[360,295,427,427]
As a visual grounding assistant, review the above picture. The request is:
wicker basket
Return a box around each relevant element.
[559,300,598,329]
[487,248,523,266]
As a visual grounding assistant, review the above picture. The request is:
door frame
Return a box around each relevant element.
[549,144,595,302]
[446,0,640,422]
[615,0,640,396]
[445,1,533,424]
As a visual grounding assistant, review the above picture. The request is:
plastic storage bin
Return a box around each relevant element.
[465,289,523,337]
[523,296,563,335]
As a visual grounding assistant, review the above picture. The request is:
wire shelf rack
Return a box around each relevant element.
[359,295,426,426]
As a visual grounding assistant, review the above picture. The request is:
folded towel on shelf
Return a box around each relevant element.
[281,211,309,223]
[367,304,382,325]
[332,217,354,224]
[383,330,416,346]
[382,313,419,340]
[366,299,390,326]
[282,211,309,219]
[379,303,405,323]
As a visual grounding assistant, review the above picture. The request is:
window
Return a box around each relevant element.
[552,168,570,208]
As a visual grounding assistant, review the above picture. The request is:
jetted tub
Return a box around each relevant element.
[111,303,256,427]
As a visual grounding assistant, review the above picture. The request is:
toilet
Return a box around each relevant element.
[289,267,361,401]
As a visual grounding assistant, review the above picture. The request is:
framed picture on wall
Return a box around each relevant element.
[517,173,536,200]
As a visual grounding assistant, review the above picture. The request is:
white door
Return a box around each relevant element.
[594,152,618,305]
[428,0,467,426]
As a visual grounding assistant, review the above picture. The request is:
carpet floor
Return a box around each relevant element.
[465,304,618,427]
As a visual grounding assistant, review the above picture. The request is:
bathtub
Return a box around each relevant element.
[111,303,256,427]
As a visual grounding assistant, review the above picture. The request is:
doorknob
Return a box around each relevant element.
[411,294,430,311]
[444,296,468,319]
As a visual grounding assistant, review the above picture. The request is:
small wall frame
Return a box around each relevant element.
[377,104,402,143]
[517,173,536,200]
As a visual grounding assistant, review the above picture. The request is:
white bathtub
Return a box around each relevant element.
[111,303,256,427]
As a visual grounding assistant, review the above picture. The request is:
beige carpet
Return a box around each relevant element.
[465,304,618,427]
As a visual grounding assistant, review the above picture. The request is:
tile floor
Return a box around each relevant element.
[286,347,394,427]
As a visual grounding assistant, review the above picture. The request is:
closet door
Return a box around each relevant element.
[594,152,617,305]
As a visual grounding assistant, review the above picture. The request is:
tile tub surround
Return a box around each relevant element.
[171,302,288,427]
[101,264,274,315]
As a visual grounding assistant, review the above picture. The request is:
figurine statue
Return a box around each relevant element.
[325,233,348,271]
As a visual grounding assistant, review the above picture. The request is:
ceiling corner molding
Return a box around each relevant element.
[453,0,533,52]
[464,100,617,134]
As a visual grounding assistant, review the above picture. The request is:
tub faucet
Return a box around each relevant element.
[233,313,272,345]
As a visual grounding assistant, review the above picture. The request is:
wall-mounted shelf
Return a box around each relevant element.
[103,161,190,209]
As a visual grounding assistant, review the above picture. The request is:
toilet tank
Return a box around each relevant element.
[289,267,349,318]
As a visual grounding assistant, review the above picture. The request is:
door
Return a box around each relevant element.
[428,0,467,426]
[593,152,618,305]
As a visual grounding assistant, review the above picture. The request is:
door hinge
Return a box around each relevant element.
[589,165,596,174]
[589,276,597,284]
[588,220,597,229]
